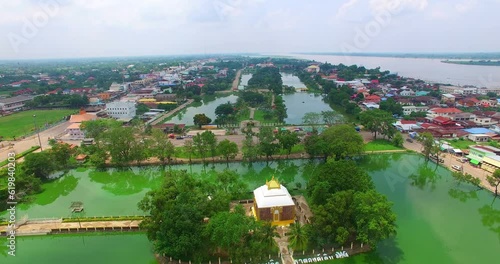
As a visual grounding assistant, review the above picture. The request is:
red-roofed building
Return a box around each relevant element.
[427,107,462,118]
[70,88,96,95]
[364,95,381,103]
[432,116,456,127]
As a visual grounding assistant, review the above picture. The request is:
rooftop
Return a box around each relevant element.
[253,178,294,209]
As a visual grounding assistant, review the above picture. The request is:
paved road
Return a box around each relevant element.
[232,69,242,90]
[149,99,194,126]
[0,121,71,161]
[401,134,495,193]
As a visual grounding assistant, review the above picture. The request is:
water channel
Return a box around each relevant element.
[2,154,499,263]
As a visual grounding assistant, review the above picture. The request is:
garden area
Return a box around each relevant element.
[0,109,76,140]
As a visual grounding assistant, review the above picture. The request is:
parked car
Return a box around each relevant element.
[456,157,468,163]
[452,165,462,171]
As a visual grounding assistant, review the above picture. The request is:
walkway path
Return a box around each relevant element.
[249,107,256,119]
[0,220,142,236]
[149,99,194,126]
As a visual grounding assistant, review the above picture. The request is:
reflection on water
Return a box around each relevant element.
[168,94,238,125]
[408,161,441,190]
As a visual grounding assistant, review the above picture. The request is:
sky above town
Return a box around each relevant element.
[1,0,499,59]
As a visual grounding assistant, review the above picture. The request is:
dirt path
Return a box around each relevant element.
[231,69,242,91]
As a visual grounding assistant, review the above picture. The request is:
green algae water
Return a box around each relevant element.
[1,153,499,263]
[1,232,156,264]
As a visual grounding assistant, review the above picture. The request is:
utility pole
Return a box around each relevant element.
[33,114,43,151]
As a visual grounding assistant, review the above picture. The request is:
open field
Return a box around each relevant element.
[0,109,76,140]
[253,109,278,123]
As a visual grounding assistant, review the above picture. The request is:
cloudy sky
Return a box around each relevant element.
[0,0,499,59]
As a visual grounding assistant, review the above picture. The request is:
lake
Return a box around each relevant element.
[282,93,333,125]
[281,73,306,88]
[166,94,238,125]
[1,154,499,263]
[289,54,500,88]
[239,73,252,90]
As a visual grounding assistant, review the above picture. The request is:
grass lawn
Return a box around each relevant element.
[364,139,403,151]
[253,109,278,123]
[444,139,477,150]
[0,109,77,140]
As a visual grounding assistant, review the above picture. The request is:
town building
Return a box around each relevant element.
[66,109,98,140]
[0,95,33,112]
[252,177,295,226]
[467,145,500,165]
[441,94,455,104]
[481,155,500,173]
[106,101,136,121]
[402,106,428,115]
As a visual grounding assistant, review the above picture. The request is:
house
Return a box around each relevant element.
[394,120,419,132]
[441,94,455,104]
[431,116,456,127]
[364,95,381,104]
[106,101,136,121]
[252,177,295,226]
[427,107,462,119]
[76,154,88,163]
[0,95,34,112]
[457,97,480,107]
[154,123,186,133]
[69,109,98,123]
[399,88,415,97]
[468,134,490,142]
[305,65,320,73]
[474,116,498,127]
[70,88,96,95]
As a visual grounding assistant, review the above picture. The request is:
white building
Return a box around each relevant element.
[402,106,429,116]
[106,101,136,121]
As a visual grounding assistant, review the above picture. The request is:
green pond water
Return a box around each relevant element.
[2,153,499,263]
[2,232,156,264]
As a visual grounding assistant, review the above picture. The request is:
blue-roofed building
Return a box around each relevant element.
[463,128,495,134]
[416,91,429,96]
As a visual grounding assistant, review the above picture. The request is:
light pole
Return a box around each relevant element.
[33,114,43,151]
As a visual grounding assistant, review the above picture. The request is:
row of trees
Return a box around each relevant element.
[26,94,89,108]
[138,169,278,262]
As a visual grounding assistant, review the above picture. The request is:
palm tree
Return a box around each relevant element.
[258,222,279,250]
[288,223,308,252]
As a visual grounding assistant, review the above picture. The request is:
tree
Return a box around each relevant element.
[353,190,397,246]
[215,102,235,124]
[418,132,439,161]
[217,139,239,165]
[193,114,212,128]
[487,92,497,98]
[379,97,403,116]
[304,132,326,158]
[242,135,258,163]
[308,160,374,205]
[488,169,500,196]
[322,110,344,126]
[193,133,208,162]
[151,129,175,165]
[138,171,213,260]
[392,132,404,148]
[359,109,396,140]
[320,125,364,160]
[277,130,300,157]
[183,139,195,164]
[288,223,309,252]
[136,103,150,115]
[49,141,73,169]
[258,126,279,161]
[22,152,55,180]
[302,112,322,131]
[101,126,138,165]
[81,119,121,139]
[202,131,218,161]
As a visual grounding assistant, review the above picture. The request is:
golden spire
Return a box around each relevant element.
[266,176,280,190]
